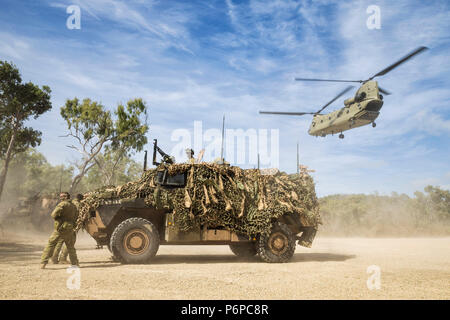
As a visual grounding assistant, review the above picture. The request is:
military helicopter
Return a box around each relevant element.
[260,46,428,139]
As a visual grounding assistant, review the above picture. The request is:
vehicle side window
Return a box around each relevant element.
[155,170,186,187]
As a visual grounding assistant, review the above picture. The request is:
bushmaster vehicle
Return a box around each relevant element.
[79,141,321,264]
[260,46,428,138]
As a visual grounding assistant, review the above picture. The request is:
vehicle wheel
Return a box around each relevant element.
[229,243,257,257]
[109,217,159,264]
[106,242,120,261]
[257,222,296,263]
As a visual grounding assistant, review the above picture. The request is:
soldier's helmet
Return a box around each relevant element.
[185,148,194,159]
[76,193,84,201]
[59,192,70,200]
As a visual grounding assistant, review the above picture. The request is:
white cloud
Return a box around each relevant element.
[0,0,448,196]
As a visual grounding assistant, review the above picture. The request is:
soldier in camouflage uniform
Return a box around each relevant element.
[51,193,83,264]
[40,192,79,269]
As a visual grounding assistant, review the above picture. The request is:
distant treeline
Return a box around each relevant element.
[2,148,449,237]
[0,148,143,210]
[319,187,450,236]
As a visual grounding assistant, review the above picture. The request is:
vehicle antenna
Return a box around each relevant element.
[58,166,63,194]
[220,115,225,163]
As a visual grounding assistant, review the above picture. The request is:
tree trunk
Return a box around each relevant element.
[70,164,92,195]
[0,129,17,201]
[69,144,105,194]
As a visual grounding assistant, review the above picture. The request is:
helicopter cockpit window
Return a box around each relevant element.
[356,91,366,102]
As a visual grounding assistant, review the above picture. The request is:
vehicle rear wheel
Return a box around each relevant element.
[110,217,159,264]
[229,243,257,257]
[257,222,296,263]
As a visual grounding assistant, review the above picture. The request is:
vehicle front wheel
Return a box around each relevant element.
[229,243,257,257]
[110,217,160,264]
[257,222,296,263]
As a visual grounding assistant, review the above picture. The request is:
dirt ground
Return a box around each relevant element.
[0,231,448,300]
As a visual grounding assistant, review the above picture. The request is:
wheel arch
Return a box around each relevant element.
[276,213,303,235]
[105,207,167,241]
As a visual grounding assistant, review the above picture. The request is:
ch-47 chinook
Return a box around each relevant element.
[260,46,428,139]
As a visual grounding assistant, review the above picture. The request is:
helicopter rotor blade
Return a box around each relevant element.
[259,111,314,116]
[315,85,354,114]
[369,46,429,80]
[295,78,362,83]
[378,86,391,96]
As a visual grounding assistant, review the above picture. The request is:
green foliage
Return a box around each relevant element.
[319,186,450,236]
[60,98,113,143]
[0,148,143,210]
[0,60,52,132]
[83,149,143,190]
[0,60,52,200]
[60,97,148,192]
[0,126,42,157]
[110,98,148,154]
[0,149,73,208]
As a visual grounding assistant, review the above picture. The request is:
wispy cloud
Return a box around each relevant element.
[0,0,448,196]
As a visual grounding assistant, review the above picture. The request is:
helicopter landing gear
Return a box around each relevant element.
[372,122,376,128]
[339,133,344,139]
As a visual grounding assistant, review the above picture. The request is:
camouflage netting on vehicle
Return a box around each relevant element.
[76,163,321,237]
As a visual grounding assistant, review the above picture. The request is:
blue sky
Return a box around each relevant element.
[0,0,449,196]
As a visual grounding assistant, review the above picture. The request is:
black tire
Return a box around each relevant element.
[229,243,257,257]
[257,222,296,263]
[109,217,160,264]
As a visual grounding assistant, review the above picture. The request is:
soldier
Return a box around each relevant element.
[40,192,79,269]
[185,148,195,164]
[51,193,83,264]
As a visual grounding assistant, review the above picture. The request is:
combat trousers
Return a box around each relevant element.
[52,238,64,262]
[41,229,78,265]
[52,232,77,262]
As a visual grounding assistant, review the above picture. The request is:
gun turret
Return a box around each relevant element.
[152,139,174,166]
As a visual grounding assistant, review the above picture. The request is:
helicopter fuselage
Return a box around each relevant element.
[308,81,384,137]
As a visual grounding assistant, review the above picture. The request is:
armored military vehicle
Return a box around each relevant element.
[77,141,321,264]
[2,194,58,231]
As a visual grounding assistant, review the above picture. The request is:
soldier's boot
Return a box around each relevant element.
[40,263,47,269]
[50,257,59,264]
